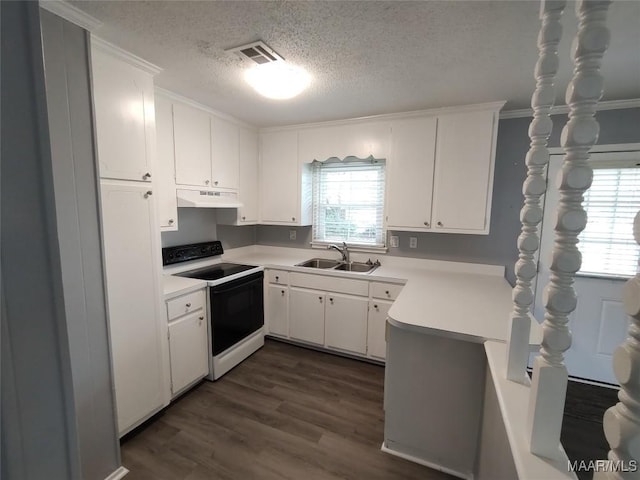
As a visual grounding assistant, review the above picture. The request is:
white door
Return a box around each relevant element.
[289,288,325,345]
[266,285,288,337]
[173,103,211,187]
[100,181,166,433]
[533,151,640,384]
[168,311,209,396]
[368,300,392,360]
[325,293,368,355]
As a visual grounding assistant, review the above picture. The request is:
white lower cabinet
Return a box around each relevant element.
[289,287,326,346]
[367,300,391,360]
[266,284,289,337]
[166,288,208,398]
[325,293,369,355]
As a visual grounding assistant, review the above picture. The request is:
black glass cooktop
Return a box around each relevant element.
[175,263,256,281]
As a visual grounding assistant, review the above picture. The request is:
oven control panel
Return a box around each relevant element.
[162,241,224,266]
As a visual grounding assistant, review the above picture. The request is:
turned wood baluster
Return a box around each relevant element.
[527,0,611,458]
[506,0,566,383]
[595,212,640,480]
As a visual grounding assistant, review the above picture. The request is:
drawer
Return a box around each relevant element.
[371,282,403,300]
[167,289,205,321]
[267,269,289,285]
[289,272,368,297]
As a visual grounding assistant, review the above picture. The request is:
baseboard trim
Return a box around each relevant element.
[104,466,129,480]
[380,442,473,480]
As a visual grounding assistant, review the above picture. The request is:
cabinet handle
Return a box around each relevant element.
[275,276,279,281]
[374,304,378,310]
[205,180,210,185]
[214,180,219,186]
[437,221,443,227]
[385,290,390,296]
[242,216,246,221]
[329,297,334,304]
[168,219,174,224]
[199,316,204,320]
[185,302,191,308]
[292,217,296,222]
[319,296,323,303]
[144,190,152,199]
[281,290,285,296]
[142,172,151,180]
[424,221,430,227]
[199,316,204,325]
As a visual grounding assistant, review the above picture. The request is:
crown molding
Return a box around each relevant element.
[259,101,507,133]
[39,0,102,31]
[91,36,162,76]
[154,87,257,130]
[500,98,640,119]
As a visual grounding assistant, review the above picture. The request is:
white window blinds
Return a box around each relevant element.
[579,166,640,277]
[312,159,386,247]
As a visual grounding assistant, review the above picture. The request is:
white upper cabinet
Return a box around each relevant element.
[91,44,156,182]
[431,110,498,233]
[154,93,178,230]
[299,122,391,162]
[386,117,437,231]
[210,116,239,190]
[173,102,211,187]
[260,130,312,225]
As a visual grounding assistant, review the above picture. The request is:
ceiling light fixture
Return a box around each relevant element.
[226,40,311,100]
[245,62,311,100]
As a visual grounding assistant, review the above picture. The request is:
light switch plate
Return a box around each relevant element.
[289,229,297,240]
[409,237,418,248]
[390,235,399,248]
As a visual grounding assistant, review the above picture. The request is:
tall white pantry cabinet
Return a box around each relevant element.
[91,38,169,436]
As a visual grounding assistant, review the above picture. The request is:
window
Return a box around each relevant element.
[579,165,640,278]
[312,158,386,248]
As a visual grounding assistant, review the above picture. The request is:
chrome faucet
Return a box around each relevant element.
[328,242,350,263]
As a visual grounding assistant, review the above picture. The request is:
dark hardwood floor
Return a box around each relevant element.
[121,339,618,480]
[121,340,454,479]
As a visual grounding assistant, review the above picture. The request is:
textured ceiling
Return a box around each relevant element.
[71,0,640,127]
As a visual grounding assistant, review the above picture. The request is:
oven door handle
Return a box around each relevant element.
[210,273,263,295]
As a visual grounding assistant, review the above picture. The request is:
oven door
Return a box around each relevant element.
[209,271,264,356]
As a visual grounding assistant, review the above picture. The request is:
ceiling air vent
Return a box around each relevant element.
[225,41,284,65]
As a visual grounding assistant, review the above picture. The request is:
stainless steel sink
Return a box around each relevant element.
[296,258,342,269]
[334,262,377,273]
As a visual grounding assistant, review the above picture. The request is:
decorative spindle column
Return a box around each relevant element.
[595,212,640,480]
[506,0,566,383]
[527,0,611,458]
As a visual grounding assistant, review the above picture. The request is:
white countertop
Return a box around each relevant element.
[162,274,207,300]
[224,245,542,345]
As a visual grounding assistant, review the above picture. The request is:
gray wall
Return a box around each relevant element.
[40,10,121,479]
[161,208,256,252]
[2,2,80,478]
[256,108,640,285]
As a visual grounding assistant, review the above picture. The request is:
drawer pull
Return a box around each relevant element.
[185,303,192,308]
[385,290,390,296]
[329,297,334,304]
[374,304,378,310]
[319,296,323,303]
[281,290,285,296]
[275,276,279,281]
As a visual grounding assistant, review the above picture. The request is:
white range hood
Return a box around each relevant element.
[176,189,243,208]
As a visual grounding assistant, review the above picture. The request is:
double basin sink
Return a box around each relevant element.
[295,258,379,274]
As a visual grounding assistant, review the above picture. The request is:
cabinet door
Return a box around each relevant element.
[154,94,178,230]
[211,116,239,190]
[173,103,211,187]
[432,110,496,233]
[368,301,391,360]
[91,47,155,182]
[325,293,368,354]
[100,181,165,434]
[266,285,289,337]
[289,288,325,345]
[168,310,209,396]
[260,131,299,223]
[238,127,259,223]
[387,117,437,230]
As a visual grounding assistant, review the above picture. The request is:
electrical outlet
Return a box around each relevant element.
[289,229,297,240]
[409,237,418,248]
[390,235,399,248]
